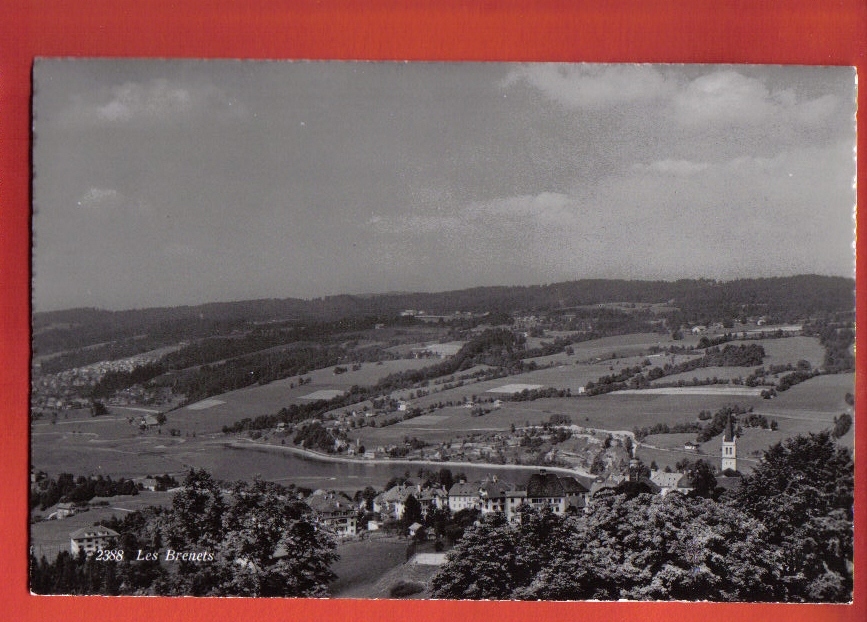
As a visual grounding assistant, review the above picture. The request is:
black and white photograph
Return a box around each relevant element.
[29,60,855,601]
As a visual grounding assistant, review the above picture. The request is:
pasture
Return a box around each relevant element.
[754,336,825,369]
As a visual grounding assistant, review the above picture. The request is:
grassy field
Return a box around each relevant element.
[329,536,413,597]
[331,537,443,598]
[754,336,825,369]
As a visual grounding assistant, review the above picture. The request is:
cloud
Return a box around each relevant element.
[76,187,123,209]
[632,159,709,176]
[467,191,574,223]
[95,79,193,121]
[671,69,841,128]
[503,64,672,109]
[62,78,246,126]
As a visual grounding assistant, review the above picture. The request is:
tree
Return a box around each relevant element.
[90,400,108,417]
[685,459,718,499]
[430,512,525,599]
[401,494,423,528]
[216,479,338,597]
[517,493,784,602]
[832,413,852,438]
[359,485,377,511]
[437,467,455,491]
[157,469,228,595]
[731,432,854,602]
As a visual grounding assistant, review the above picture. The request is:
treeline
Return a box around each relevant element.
[90,363,167,399]
[163,345,351,405]
[804,320,855,373]
[369,329,526,394]
[633,404,756,442]
[507,387,571,402]
[586,345,766,396]
[431,431,853,602]
[36,275,853,358]
[30,470,338,597]
[292,422,340,453]
[30,473,139,511]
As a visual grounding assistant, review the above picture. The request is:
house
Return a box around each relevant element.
[447,481,481,514]
[525,470,589,514]
[140,415,159,429]
[70,526,119,556]
[590,474,628,497]
[477,477,526,522]
[374,484,416,521]
[407,522,424,538]
[54,502,77,519]
[138,478,158,492]
[306,491,358,537]
[417,486,449,514]
[649,470,693,496]
[684,441,699,451]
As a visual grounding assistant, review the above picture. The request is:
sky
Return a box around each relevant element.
[32,61,856,312]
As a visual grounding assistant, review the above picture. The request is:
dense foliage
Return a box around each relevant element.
[30,469,339,597]
[431,432,853,602]
[31,473,138,510]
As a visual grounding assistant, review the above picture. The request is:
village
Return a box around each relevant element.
[50,422,742,562]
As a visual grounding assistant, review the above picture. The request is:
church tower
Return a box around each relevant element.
[721,414,737,472]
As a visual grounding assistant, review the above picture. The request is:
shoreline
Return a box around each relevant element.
[222,438,595,479]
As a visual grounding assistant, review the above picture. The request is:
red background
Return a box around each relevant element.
[1,1,865,621]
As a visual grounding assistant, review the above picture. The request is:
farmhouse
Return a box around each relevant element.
[70,526,119,556]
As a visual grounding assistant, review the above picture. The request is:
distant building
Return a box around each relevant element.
[70,526,119,556]
[721,415,738,472]
[306,491,357,537]
[138,478,158,492]
[649,470,693,496]
[447,481,481,514]
[52,502,77,519]
[525,470,589,514]
[407,522,424,538]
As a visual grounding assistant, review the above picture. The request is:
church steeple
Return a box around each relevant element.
[721,414,737,472]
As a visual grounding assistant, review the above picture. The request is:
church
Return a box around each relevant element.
[721,414,737,472]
